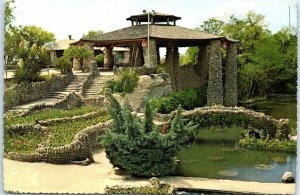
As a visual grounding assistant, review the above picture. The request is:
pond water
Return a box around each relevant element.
[177,98,297,183]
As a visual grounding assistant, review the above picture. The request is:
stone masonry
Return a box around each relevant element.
[143,39,157,67]
[224,42,238,106]
[207,40,223,106]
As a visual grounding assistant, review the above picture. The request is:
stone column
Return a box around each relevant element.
[207,40,224,106]
[156,46,160,65]
[73,58,81,70]
[82,42,94,72]
[224,42,238,106]
[194,44,210,87]
[172,46,180,91]
[104,46,113,69]
[143,38,157,67]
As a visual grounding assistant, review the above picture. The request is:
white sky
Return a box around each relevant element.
[12,0,298,40]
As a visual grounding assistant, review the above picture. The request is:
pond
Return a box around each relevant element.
[177,98,296,183]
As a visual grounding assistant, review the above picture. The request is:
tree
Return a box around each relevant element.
[5,0,15,30]
[63,45,93,71]
[14,42,49,83]
[197,18,225,35]
[82,30,104,39]
[19,25,55,47]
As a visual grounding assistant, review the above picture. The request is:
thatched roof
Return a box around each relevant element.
[74,24,238,47]
[45,39,78,51]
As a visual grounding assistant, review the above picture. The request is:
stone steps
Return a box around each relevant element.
[84,75,114,98]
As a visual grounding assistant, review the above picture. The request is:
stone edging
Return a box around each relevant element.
[78,72,94,97]
[5,110,111,165]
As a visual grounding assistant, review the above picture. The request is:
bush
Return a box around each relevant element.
[150,87,206,114]
[239,137,296,153]
[103,68,139,93]
[95,54,104,65]
[55,56,73,74]
[14,42,50,83]
[101,93,197,177]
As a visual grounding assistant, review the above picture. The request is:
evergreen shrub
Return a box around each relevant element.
[55,56,73,74]
[102,68,139,93]
[101,93,197,177]
[150,87,206,114]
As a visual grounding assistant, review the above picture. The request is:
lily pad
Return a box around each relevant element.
[255,163,275,170]
[207,155,224,161]
[272,156,288,163]
[222,147,236,152]
[218,170,238,176]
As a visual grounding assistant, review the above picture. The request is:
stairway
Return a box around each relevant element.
[6,74,87,115]
[47,75,86,99]
[84,75,114,98]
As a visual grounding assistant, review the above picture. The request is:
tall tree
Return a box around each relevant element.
[19,25,55,46]
[197,18,225,35]
[82,30,104,39]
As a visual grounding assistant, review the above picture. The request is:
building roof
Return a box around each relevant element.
[45,39,78,51]
[74,24,237,47]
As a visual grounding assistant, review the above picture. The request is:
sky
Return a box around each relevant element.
[11,0,298,41]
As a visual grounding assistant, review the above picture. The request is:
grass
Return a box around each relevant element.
[4,106,100,126]
[46,113,110,147]
[4,128,48,154]
[4,110,110,154]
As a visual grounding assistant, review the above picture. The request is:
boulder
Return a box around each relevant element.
[281,171,295,183]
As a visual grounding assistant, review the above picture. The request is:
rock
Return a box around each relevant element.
[282,171,295,183]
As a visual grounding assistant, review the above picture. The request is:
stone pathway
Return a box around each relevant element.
[84,72,114,98]
[3,149,295,194]
[6,71,88,115]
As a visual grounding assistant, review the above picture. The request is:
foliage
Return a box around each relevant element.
[46,114,109,147]
[5,24,55,65]
[55,56,73,74]
[4,126,47,153]
[14,42,50,83]
[239,137,296,153]
[82,30,104,39]
[101,93,197,177]
[105,182,173,194]
[179,47,199,66]
[63,45,93,70]
[103,68,139,93]
[197,17,225,35]
[4,106,99,127]
[5,0,15,30]
[94,54,104,64]
[150,87,206,114]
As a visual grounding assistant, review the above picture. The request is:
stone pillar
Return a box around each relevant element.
[143,38,157,67]
[156,46,160,65]
[194,44,210,87]
[104,46,113,69]
[164,44,180,91]
[172,47,180,91]
[224,42,238,106]
[73,58,81,70]
[207,40,223,106]
[82,42,94,72]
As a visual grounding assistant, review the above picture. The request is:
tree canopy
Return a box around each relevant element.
[82,30,104,39]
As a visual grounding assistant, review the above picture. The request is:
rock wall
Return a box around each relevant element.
[5,73,73,110]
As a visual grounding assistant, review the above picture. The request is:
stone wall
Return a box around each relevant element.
[5,73,73,110]
[176,65,202,91]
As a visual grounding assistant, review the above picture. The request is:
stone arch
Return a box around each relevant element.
[168,106,291,140]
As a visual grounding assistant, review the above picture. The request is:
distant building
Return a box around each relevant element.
[45,35,129,68]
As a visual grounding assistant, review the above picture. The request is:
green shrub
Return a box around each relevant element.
[102,68,139,93]
[55,56,72,74]
[95,54,104,64]
[150,87,206,113]
[101,93,197,177]
[239,137,296,153]
[14,42,50,83]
